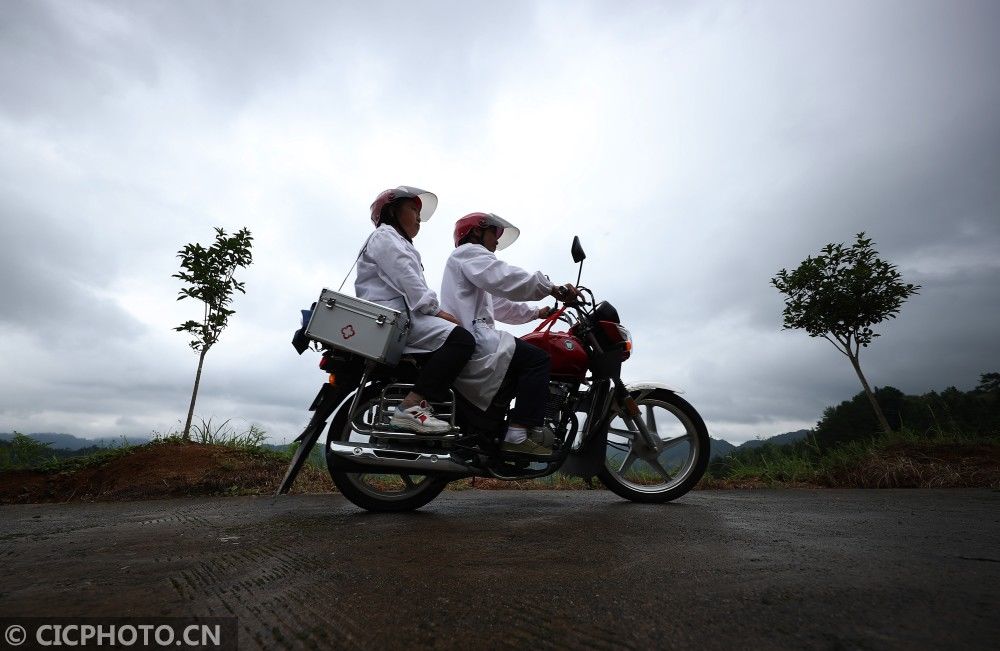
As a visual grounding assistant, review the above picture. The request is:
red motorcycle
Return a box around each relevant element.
[279,237,710,511]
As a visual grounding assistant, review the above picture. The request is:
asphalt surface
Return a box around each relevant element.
[1,490,998,650]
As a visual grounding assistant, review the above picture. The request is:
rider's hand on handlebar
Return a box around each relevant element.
[436,309,460,325]
[550,283,580,304]
[537,306,552,320]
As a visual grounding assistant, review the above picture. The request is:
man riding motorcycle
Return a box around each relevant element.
[441,212,578,456]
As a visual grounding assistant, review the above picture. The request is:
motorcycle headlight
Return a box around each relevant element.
[598,321,632,360]
[616,325,632,360]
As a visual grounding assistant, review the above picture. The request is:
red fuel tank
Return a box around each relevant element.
[520,330,588,381]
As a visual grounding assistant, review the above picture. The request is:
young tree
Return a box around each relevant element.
[174,227,254,439]
[771,233,920,435]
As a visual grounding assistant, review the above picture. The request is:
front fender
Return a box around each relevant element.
[625,382,683,395]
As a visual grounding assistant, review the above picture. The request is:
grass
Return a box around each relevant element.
[151,417,269,449]
[155,418,328,468]
[705,428,1000,488]
[707,435,825,485]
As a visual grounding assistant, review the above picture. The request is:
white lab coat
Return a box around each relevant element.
[441,243,553,409]
[355,225,455,354]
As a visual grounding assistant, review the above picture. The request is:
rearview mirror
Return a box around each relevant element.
[571,236,586,263]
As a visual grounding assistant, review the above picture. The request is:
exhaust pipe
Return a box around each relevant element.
[327,441,472,476]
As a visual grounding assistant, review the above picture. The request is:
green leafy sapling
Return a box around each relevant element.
[173,227,253,439]
[771,233,920,434]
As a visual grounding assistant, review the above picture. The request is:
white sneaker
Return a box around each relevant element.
[389,400,451,433]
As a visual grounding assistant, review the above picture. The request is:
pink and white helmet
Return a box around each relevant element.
[370,186,438,225]
[453,212,520,250]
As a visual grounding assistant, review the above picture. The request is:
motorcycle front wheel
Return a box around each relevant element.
[326,384,449,512]
[597,388,709,503]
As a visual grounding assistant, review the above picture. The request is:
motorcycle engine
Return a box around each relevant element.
[545,382,579,442]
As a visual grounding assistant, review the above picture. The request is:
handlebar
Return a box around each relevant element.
[551,284,592,307]
[562,285,594,310]
[537,285,596,332]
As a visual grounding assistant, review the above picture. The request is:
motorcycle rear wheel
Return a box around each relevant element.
[597,388,709,503]
[326,384,449,512]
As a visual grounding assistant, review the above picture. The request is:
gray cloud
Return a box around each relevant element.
[1,0,998,444]
[0,198,146,343]
[0,2,156,121]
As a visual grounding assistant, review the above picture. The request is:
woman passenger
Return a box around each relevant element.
[355,186,474,433]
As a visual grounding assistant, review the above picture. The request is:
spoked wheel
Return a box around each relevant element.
[597,388,710,503]
[326,385,448,512]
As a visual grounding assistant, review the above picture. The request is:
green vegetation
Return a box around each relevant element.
[5,373,997,496]
[279,440,326,470]
[0,432,137,473]
[1,422,324,475]
[0,432,56,470]
[151,420,325,469]
[187,417,267,448]
[0,424,335,504]
[813,379,1000,449]
[706,427,998,487]
[707,376,999,487]
[36,442,139,473]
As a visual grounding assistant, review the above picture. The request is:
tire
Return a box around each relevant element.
[597,388,710,503]
[326,384,449,512]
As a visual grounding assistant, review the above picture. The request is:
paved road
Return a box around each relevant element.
[1,490,998,650]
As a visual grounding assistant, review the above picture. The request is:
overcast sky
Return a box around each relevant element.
[2,0,998,445]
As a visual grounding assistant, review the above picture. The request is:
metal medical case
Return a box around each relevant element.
[304,288,408,365]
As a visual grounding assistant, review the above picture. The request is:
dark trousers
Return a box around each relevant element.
[411,327,475,402]
[506,339,551,427]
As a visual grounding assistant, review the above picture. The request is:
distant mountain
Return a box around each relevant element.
[710,438,737,458]
[0,432,150,450]
[737,429,812,451]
